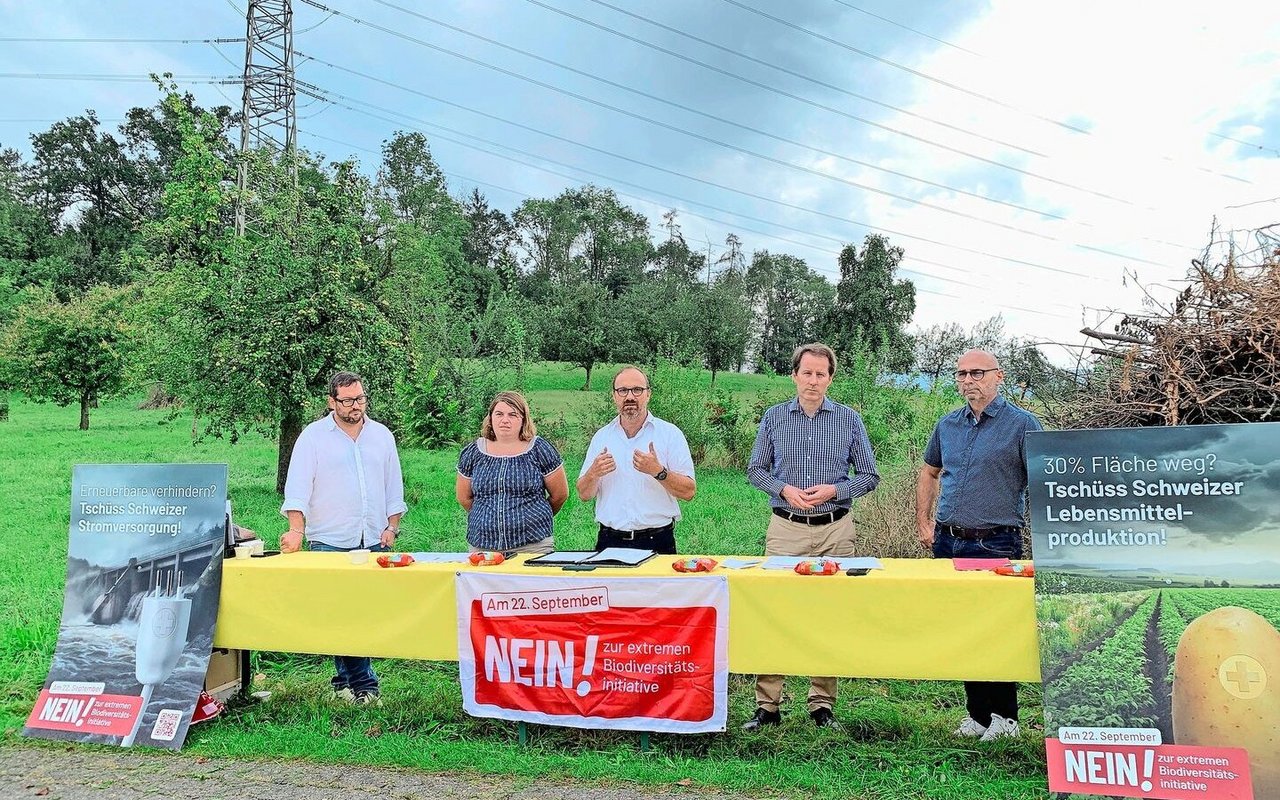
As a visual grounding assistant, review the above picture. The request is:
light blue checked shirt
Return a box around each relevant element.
[747,396,880,513]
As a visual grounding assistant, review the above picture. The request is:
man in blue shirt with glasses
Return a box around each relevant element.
[916,348,1042,741]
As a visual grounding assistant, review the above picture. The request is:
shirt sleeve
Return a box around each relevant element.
[535,438,564,477]
[457,442,478,479]
[923,423,943,468]
[835,411,880,501]
[383,432,408,518]
[280,426,314,517]
[666,425,696,479]
[579,431,603,479]
[746,408,786,498]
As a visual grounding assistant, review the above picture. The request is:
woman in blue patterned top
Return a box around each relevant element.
[455,391,569,554]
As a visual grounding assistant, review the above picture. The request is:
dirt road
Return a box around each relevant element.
[0,746,744,800]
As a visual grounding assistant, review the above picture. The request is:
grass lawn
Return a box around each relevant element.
[0,384,1050,799]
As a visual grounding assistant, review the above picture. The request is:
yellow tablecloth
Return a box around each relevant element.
[214,554,1040,682]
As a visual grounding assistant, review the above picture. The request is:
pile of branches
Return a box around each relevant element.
[1064,256,1279,428]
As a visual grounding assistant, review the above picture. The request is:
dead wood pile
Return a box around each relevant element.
[1064,257,1279,428]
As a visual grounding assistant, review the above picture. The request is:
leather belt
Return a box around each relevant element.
[601,523,673,541]
[772,507,849,526]
[938,524,1020,541]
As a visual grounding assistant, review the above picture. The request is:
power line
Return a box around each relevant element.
[567,0,1028,155]
[294,79,1113,285]
[353,0,1145,209]
[827,0,983,57]
[718,0,1088,134]
[294,47,1178,271]
[0,36,244,44]
[296,48,1161,259]
[0,72,240,84]
[721,0,1251,186]
[297,2,1191,264]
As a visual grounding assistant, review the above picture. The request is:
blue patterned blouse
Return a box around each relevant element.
[457,436,563,550]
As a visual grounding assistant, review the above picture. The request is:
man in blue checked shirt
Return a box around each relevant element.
[916,348,1042,742]
[743,342,880,731]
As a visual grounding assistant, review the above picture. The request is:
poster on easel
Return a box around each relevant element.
[1027,424,1279,799]
[23,464,228,749]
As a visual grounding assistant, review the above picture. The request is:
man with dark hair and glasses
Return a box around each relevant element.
[576,365,696,554]
[916,348,1042,741]
[744,342,880,731]
[279,370,407,706]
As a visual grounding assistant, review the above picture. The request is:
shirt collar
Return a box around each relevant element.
[609,413,654,435]
[788,396,834,414]
[964,393,1007,423]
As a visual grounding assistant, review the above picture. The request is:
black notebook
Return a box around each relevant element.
[524,548,657,568]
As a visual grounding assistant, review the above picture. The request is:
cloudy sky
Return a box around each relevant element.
[3,0,1279,355]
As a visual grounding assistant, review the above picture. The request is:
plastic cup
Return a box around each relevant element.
[349,549,370,565]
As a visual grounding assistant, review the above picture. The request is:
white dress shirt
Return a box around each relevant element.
[579,414,695,530]
[281,413,408,549]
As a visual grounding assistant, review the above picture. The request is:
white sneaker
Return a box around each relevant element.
[331,687,356,704]
[979,714,1020,741]
[954,716,987,737]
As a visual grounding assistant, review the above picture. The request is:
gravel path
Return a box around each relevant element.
[0,746,747,800]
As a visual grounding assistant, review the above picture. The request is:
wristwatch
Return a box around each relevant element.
[655,468,668,482]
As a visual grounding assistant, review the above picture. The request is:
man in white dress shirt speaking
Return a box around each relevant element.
[279,370,407,705]
[576,366,696,554]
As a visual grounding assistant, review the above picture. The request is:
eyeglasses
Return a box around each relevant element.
[954,369,997,381]
[613,387,649,398]
[333,394,369,408]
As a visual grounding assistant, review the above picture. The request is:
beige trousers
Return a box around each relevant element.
[754,512,856,713]
[469,536,555,556]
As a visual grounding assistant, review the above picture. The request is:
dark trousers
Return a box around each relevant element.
[931,523,1023,724]
[309,540,389,693]
[595,522,677,554]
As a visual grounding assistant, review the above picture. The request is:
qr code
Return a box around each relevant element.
[150,708,183,742]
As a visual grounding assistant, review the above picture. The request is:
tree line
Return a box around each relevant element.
[0,84,1072,486]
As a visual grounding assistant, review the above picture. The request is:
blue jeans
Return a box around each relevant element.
[309,540,389,694]
[932,524,1023,724]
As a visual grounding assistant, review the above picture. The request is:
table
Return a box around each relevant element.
[213,554,1040,682]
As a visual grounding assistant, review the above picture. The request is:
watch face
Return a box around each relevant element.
[656,469,668,481]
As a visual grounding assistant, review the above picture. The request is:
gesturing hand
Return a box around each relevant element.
[588,447,617,479]
[632,441,663,477]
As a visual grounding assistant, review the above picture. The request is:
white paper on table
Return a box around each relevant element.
[839,557,884,570]
[760,556,884,570]
[719,558,763,570]
[409,552,473,563]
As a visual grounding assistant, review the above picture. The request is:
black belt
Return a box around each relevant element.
[772,507,849,526]
[600,523,673,541]
[938,524,1021,541]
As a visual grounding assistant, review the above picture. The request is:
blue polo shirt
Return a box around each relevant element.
[923,394,1042,529]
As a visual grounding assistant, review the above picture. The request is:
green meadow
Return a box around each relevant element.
[0,365,1049,799]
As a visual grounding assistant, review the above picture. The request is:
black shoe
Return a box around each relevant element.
[741,708,781,731]
[810,707,841,729]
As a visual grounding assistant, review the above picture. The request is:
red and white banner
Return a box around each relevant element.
[456,573,728,732]
[1046,738,1254,799]
[26,682,144,738]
